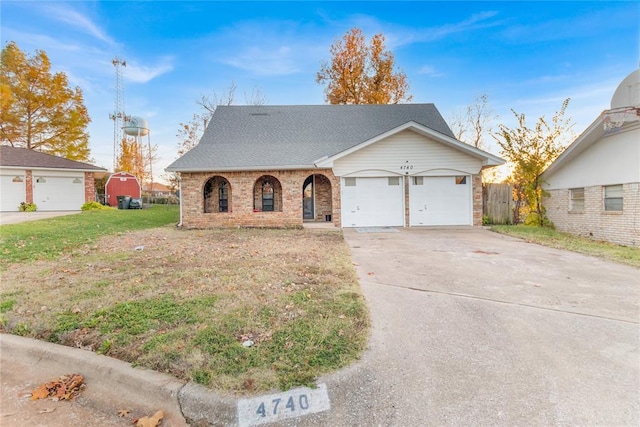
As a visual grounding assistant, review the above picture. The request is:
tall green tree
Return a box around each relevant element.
[493,98,574,225]
[0,41,91,161]
[317,27,412,104]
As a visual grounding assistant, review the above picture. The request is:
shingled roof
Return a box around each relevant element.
[166,104,457,172]
[0,146,106,171]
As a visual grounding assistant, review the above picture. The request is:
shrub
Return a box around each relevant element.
[524,212,554,228]
[18,202,37,212]
[81,201,110,211]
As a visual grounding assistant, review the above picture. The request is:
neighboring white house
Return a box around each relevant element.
[542,69,640,247]
[0,146,106,212]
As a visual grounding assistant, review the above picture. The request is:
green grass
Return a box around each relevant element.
[0,205,178,267]
[491,225,640,268]
[0,225,370,393]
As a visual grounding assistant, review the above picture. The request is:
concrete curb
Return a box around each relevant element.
[0,334,243,426]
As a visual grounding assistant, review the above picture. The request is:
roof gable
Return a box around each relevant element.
[166,104,461,172]
[315,121,504,168]
[543,115,640,179]
[0,146,106,172]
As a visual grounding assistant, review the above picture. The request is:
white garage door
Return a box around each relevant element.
[341,177,404,227]
[33,175,85,211]
[410,176,472,226]
[0,174,26,212]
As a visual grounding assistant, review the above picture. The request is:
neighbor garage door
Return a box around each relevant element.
[341,177,404,227]
[0,173,26,212]
[33,175,85,211]
[409,175,471,226]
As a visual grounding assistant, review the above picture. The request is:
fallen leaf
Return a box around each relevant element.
[30,385,50,401]
[367,272,375,276]
[118,409,131,417]
[30,374,84,401]
[38,408,56,414]
[135,410,164,427]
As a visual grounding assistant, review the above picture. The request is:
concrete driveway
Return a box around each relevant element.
[320,227,639,426]
[0,211,80,225]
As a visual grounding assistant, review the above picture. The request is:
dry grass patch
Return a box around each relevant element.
[491,225,640,268]
[0,227,369,394]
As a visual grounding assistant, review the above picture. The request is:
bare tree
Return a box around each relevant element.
[244,86,268,106]
[449,94,497,150]
[197,81,237,126]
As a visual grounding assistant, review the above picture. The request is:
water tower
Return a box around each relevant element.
[124,116,149,137]
[124,116,153,192]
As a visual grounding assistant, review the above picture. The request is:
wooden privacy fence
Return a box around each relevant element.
[483,183,514,224]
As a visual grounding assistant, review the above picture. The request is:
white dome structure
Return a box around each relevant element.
[610,69,640,109]
[123,116,150,136]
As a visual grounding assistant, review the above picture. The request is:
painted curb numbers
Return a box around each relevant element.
[237,383,330,426]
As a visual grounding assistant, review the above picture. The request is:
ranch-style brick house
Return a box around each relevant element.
[542,69,640,247]
[166,104,504,229]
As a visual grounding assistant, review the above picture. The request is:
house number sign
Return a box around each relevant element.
[399,165,413,170]
[237,383,330,426]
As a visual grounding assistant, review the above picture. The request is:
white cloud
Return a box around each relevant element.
[418,65,444,77]
[43,4,115,45]
[0,28,82,52]
[222,45,301,76]
[124,59,175,83]
[386,11,502,48]
[203,19,325,77]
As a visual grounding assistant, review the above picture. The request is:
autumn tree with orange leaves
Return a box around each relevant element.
[317,28,412,104]
[115,137,157,185]
[0,41,91,161]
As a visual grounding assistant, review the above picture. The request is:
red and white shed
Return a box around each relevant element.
[105,172,141,207]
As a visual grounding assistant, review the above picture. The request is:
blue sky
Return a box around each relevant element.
[1,1,638,181]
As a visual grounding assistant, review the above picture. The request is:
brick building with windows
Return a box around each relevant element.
[166,104,504,229]
[542,69,640,247]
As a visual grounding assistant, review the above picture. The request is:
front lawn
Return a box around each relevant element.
[491,225,640,268]
[0,211,369,393]
[0,205,179,266]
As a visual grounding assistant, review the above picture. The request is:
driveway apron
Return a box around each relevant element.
[321,228,639,426]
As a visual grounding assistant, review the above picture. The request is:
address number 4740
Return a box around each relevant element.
[256,394,309,417]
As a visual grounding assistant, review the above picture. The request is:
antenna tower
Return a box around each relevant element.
[109,57,128,171]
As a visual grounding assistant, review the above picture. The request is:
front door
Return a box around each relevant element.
[303,176,314,220]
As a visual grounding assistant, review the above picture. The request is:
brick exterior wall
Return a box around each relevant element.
[404,176,410,225]
[544,182,640,247]
[179,169,340,229]
[472,174,482,226]
[180,170,484,228]
[84,172,96,203]
[25,170,33,204]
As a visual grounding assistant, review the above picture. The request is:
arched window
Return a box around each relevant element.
[219,181,228,212]
[204,176,231,213]
[253,175,282,212]
[262,179,274,211]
